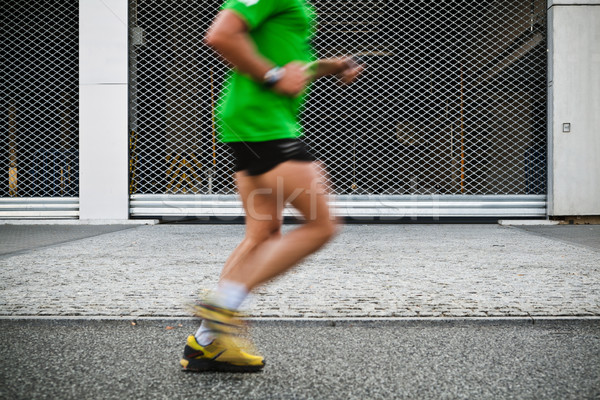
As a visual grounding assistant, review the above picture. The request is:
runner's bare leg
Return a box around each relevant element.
[222,160,339,290]
[219,171,283,280]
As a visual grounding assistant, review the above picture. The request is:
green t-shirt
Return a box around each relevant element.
[217,0,316,143]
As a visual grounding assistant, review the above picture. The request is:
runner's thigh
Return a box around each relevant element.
[235,171,283,239]
[258,161,332,224]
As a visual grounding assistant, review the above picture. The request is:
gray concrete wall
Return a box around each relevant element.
[548,1,600,216]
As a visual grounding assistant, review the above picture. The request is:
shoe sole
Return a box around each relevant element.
[180,357,264,373]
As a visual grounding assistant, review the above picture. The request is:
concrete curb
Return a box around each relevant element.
[2,316,599,324]
[498,220,560,226]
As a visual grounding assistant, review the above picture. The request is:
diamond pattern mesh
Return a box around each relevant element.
[129,0,547,197]
[1,1,79,198]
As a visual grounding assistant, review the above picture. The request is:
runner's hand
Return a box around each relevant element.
[273,62,310,97]
[338,57,364,84]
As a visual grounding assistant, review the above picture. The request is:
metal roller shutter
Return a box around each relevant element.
[1,1,79,219]
[128,0,547,219]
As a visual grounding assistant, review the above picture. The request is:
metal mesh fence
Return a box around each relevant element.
[129,0,547,197]
[1,1,79,198]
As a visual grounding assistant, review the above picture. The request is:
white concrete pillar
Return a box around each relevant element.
[79,0,129,220]
[548,0,600,216]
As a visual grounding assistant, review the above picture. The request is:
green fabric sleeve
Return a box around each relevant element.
[221,0,283,30]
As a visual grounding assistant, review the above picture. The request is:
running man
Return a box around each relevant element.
[180,0,363,372]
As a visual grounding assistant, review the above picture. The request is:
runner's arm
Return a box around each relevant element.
[205,10,272,82]
[311,58,364,83]
[311,59,348,79]
[205,10,308,96]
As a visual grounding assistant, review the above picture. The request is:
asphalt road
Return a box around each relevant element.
[1,319,599,399]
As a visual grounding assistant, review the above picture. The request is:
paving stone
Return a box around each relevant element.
[0,224,598,317]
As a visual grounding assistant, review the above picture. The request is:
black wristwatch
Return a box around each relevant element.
[263,66,285,88]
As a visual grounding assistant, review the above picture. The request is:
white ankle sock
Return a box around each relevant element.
[213,280,249,311]
[195,280,249,346]
[195,320,213,346]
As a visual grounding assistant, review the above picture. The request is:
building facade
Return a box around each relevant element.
[1,0,599,221]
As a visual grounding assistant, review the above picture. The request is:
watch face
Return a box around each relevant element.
[264,67,283,87]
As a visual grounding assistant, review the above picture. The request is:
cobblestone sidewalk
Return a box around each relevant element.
[1,224,598,318]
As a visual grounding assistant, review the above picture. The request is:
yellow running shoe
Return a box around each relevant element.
[180,335,265,373]
[187,302,242,335]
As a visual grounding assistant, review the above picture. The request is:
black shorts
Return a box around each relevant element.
[227,138,316,176]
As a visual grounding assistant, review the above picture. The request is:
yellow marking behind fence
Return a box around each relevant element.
[8,167,18,197]
[165,154,203,194]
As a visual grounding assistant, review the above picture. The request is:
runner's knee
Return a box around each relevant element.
[309,218,338,245]
[245,224,281,246]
